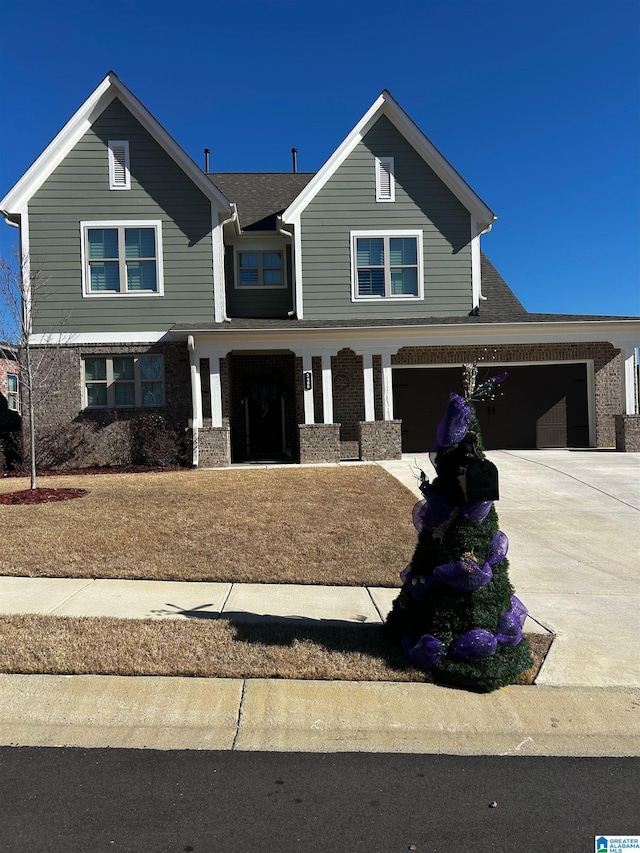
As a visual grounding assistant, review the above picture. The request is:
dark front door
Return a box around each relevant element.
[245,382,286,460]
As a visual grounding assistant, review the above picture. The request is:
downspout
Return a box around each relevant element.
[277,216,296,319]
[216,203,240,322]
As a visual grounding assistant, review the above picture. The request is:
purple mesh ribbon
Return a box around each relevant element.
[510,595,528,628]
[414,492,491,533]
[434,555,493,591]
[485,531,509,567]
[432,393,472,450]
[402,634,446,670]
[449,629,498,659]
[460,501,493,522]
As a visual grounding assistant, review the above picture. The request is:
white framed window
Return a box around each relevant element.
[236,250,285,289]
[80,221,164,297]
[108,140,130,190]
[7,373,19,412]
[375,156,395,202]
[83,355,164,409]
[351,230,423,300]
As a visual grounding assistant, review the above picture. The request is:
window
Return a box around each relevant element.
[84,355,164,408]
[375,156,395,202]
[237,251,284,288]
[81,221,163,296]
[7,373,19,412]
[108,140,130,190]
[351,231,423,299]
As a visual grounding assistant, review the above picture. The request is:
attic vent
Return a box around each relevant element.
[108,140,130,190]
[375,156,395,202]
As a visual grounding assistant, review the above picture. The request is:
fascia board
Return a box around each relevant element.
[1,72,231,215]
[173,318,640,351]
[281,90,496,229]
[281,94,387,221]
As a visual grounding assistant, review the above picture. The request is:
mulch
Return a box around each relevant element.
[0,487,89,505]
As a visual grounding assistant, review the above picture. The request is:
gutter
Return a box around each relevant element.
[276,215,296,318]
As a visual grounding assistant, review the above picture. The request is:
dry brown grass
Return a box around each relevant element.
[0,466,417,586]
[0,614,551,684]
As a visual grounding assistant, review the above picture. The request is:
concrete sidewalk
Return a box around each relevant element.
[0,450,638,755]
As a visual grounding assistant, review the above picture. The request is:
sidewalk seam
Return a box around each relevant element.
[366,587,385,623]
[45,578,95,615]
[232,679,247,750]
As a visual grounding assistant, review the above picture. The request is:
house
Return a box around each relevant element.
[0,344,20,469]
[1,71,638,468]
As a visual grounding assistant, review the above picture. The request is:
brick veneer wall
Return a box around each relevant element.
[615,415,640,452]
[26,342,192,468]
[359,419,402,461]
[332,348,364,443]
[298,423,341,463]
[393,342,621,447]
[198,419,231,466]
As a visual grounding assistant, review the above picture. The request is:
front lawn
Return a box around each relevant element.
[0,465,417,586]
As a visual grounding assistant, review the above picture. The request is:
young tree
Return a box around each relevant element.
[0,250,64,489]
[385,365,532,692]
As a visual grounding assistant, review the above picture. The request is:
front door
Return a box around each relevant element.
[244,380,286,460]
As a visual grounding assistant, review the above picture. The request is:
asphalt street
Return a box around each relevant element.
[1,748,638,852]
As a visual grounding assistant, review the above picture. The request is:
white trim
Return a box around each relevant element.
[623,347,638,415]
[321,352,334,424]
[350,229,424,301]
[302,353,314,424]
[80,220,164,297]
[207,352,224,427]
[292,217,304,319]
[381,350,394,420]
[470,215,481,310]
[282,90,496,230]
[20,206,31,335]
[375,156,395,202]
[108,140,130,190]
[362,351,375,421]
[1,72,231,214]
[29,331,175,344]
[212,210,224,324]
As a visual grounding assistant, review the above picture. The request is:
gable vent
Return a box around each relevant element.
[375,156,395,202]
[108,140,131,190]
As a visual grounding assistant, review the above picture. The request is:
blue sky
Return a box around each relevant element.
[1,0,638,316]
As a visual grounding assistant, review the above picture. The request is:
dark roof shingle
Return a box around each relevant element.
[208,172,314,231]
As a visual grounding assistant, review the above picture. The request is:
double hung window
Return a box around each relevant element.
[351,231,423,300]
[237,251,284,288]
[84,355,164,409]
[81,221,163,296]
[6,374,19,412]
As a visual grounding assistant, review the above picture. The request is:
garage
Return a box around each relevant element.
[393,363,590,451]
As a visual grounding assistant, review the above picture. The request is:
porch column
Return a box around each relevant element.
[362,351,375,422]
[302,353,314,424]
[381,350,394,421]
[207,352,224,428]
[188,337,203,430]
[321,352,334,424]
[622,346,639,415]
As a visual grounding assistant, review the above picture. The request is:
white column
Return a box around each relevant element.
[623,347,639,415]
[302,353,314,424]
[321,352,334,424]
[381,351,394,420]
[362,351,375,422]
[188,341,203,430]
[208,353,223,428]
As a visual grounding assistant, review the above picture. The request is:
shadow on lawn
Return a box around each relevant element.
[153,602,414,675]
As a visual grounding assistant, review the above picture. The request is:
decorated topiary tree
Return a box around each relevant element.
[385,364,532,692]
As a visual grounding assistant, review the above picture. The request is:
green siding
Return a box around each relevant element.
[300,115,473,319]
[225,245,293,318]
[29,98,215,334]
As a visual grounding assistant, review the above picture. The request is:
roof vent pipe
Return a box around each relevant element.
[204,148,210,173]
[291,147,297,173]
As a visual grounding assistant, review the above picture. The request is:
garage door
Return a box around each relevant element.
[393,364,589,451]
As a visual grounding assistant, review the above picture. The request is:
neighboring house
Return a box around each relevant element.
[1,71,638,468]
[0,344,20,427]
